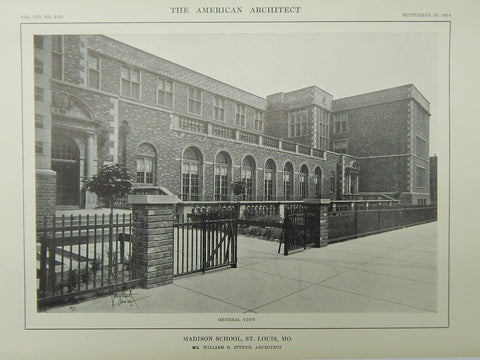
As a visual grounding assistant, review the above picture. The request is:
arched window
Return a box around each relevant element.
[182,147,202,201]
[136,143,156,185]
[264,159,276,200]
[330,171,336,195]
[314,167,322,197]
[214,151,232,201]
[241,155,256,200]
[299,164,309,199]
[283,162,294,200]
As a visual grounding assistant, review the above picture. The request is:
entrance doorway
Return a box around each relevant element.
[51,136,80,206]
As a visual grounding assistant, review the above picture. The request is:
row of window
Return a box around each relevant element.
[135,145,335,201]
[35,36,265,131]
[86,52,264,131]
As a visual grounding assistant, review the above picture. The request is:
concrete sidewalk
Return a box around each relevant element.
[46,222,437,313]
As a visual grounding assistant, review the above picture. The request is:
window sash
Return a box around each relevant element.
[182,161,200,201]
[158,78,173,107]
[288,109,308,137]
[299,174,307,198]
[136,156,154,184]
[315,176,322,196]
[333,140,348,154]
[188,88,202,115]
[51,53,62,80]
[121,66,140,99]
[235,104,246,127]
[254,110,263,131]
[283,173,291,199]
[214,97,226,121]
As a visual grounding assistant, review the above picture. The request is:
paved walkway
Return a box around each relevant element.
[46,222,437,313]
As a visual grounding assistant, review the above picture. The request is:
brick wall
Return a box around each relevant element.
[358,156,409,193]
[63,35,86,86]
[121,100,339,200]
[87,35,266,109]
[36,169,56,224]
[331,100,410,157]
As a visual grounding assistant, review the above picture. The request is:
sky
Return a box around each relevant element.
[108,32,440,155]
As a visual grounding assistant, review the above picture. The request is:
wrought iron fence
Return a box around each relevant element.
[36,213,140,309]
[328,206,437,243]
[173,207,238,277]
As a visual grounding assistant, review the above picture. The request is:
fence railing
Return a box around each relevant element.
[36,213,140,308]
[328,206,437,243]
[173,115,327,160]
[173,208,238,277]
[329,200,401,212]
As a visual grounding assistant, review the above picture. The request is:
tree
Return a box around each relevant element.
[83,163,133,215]
[83,163,133,282]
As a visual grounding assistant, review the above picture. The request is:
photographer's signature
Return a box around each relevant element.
[111,289,140,309]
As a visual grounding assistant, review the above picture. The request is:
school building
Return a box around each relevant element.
[33,35,431,220]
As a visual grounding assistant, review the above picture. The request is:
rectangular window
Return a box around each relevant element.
[35,87,43,101]
[299,173,307,198]
[35,142,43,154]
[235,103,246,127]
[283,173,291,200]
[288,109,308,137]
[188,87,202,115]
[51,35,62,80]
[157,78,173,108]
[416,166,426,187]
[34,59,43,74]
[333,139,348,154]
[264,171,273,200]
[214,165,229,201]
[121,65,140,99]
[35,113,44,128]
[87,53,100,89]
[241,167,253,200]
[334,112,348,133]
[254,109,264,132]
[182,162,199,201]
[34,36,43,49]
[214,96,225,122]
[317,109,330,150]
[136,156,154,184]
[416,136,427,158]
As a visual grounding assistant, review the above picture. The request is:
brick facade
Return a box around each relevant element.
[35,169,56,223]
[34,34,432,209]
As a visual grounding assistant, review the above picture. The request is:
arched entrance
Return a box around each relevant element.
[51,136,80,206]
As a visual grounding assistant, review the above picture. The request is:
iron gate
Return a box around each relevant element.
[279,203,320,255]
[173,205,238,277]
